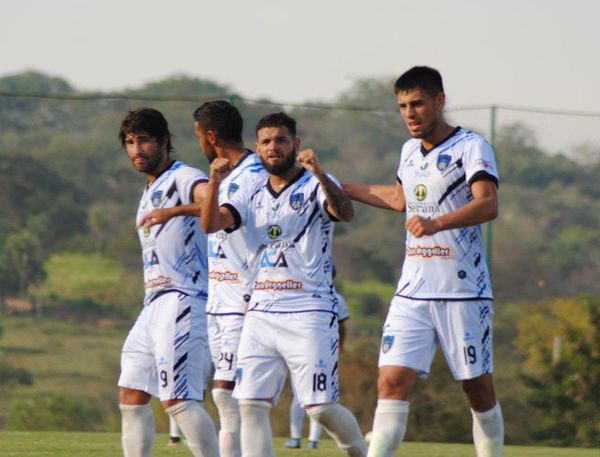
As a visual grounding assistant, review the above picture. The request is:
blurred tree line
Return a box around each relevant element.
[0,71,598,446]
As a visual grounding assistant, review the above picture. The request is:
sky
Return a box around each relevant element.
[1,0,599,154]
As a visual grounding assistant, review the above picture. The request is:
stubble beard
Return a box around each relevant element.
[262,148,297,176]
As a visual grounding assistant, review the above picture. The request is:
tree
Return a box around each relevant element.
[515,296,600,446]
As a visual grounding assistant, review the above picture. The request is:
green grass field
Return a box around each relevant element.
[0,433,597,457]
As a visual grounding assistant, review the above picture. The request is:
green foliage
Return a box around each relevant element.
[515,296,600,446]
[32,252,141,317]
[8,393,105,431]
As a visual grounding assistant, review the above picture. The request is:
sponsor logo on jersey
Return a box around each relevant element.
[228,182,240,198]
[208,271,240,282]
[143,225,151,237]
[414,184,427,201]
[406,245,451,258]
[381,335,394,353]
[407,202,440,214]
[268,225,282,239]
[144,275,172,290]
[289,192,304,210]
[151,190,163,207]
[437,153,451,171]
[208,240,227,258]
[315,358,327,369]
[258,250,288,268]
[254,279,303,291]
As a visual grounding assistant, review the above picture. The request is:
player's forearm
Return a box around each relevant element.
[317,173,354,221]
[342,183,405,212]
[432,195,498,232]
[201,181,222,233]
[173,203,202,217]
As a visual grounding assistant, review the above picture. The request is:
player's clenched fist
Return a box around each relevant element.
[209,158,232,182]
[405,215,439,238]
[298,148,324,176]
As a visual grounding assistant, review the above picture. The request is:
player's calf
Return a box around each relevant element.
[306,403,366,457]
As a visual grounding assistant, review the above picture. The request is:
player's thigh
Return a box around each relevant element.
[378,297,438,378]
[208,313,244,382]
[432,300,494,381]
[118,306,159,397]
[234,312,286,401]
[152,293,209,401]
[280,312,340,406]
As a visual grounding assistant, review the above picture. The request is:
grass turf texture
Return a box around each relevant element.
[0,433,598,457]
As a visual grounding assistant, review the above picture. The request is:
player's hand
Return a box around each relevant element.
[209,158,232,183]
[405,215,439,238]
[298,148,325,176]
[137,208,175,228]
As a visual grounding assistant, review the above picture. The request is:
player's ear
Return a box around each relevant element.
[293,136,301,150]
[207,130,217,145]
[436,92,446,111]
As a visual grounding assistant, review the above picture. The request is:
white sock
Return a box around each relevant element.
[212,388,241,457]
[120,403,154,457]
[289,396,305,439]
[307,403,366,457]
[166,401,219,457]
[367,399,409,457]
[472,403,504,457]
[169,416,181,438]
[308,415,323,442]
[239,400,275,457]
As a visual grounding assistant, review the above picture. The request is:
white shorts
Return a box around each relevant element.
[208,313,245,382]
[233,311,340,406]
[118,292,210,401]
[378,297,494,380]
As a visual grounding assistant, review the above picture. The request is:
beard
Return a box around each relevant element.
[133,151,163,174]
[261,147,297,176]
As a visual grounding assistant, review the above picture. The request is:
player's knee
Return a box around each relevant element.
[119,387,151,405]
[462,376,496,411]
[377,371,414,399]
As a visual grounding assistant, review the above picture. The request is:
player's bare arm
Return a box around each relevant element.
[342,180,406,212]
[137,182,207,228]
[201,158,236,233]
[298,148,354,222]
[406,179,498,238]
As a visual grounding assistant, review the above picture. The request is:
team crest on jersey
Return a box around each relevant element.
[228,182,240,198]
[381,335,395,353]
[437,153,451,171]
[267,225,282,239]
[151,190,163,208]
[414,184,427,201]
[289,192,304,211]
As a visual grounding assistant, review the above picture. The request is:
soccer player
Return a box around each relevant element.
[285,283,351,450]
[117,108,218,457]
[343,66,503,457]
[201,112,367,457]
[139,101,267,457]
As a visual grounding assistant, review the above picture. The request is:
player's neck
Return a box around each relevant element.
[219,144,248,167]
[420,122,456,151]
[146,157,174,184]
[269,165,303,189]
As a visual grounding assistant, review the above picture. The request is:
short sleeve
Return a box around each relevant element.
[463,137,499,186]
[336,292,350,321]
[176,166,209,205]
[222,175,264,232]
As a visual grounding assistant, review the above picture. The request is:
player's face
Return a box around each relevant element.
[124,132,166,174]
[396,88,445,140]
[194,122,217,163]
[256,126,299,176]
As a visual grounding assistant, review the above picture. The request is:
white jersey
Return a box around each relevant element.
[396,127,499,301]
[206,151,267,315]
[336,291,350,321]
[136,160,209,305]
[225,169,339,314]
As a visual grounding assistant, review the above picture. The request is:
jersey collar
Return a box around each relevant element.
[267,168,306,198]
[420,126,461,157]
